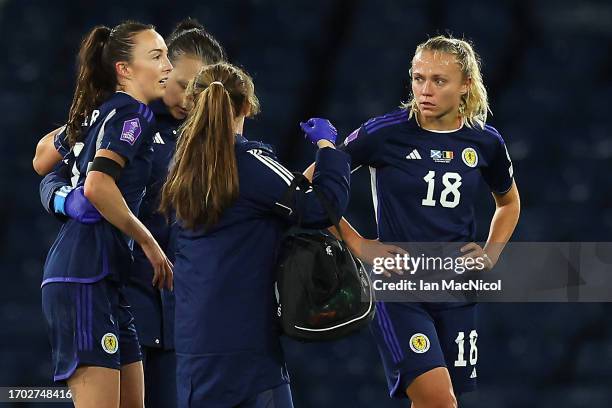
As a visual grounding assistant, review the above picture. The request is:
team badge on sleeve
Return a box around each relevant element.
[462,147,478,167]
[101,333,118,354]
[120,118,142,145]
[409,333,430,353]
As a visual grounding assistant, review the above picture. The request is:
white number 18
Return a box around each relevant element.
[422,171,462,208]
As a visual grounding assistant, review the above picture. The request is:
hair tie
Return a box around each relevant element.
[210,81,224,87]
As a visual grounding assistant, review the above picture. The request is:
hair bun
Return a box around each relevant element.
[173,18,204,33]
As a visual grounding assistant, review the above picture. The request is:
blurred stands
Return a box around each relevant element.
[1,0,611,406]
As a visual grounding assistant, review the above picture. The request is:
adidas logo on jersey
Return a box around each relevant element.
[406,149,422,160]
[470,367,477,378]
[153,132,165,144]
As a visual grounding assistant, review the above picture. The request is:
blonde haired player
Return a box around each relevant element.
[304,35,521,407]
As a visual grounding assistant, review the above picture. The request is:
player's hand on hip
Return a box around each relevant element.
[354,238,408,277]
[460,242,494,271]
[300,118,338,146]
[59,186,102,224]
[141,238,174,290]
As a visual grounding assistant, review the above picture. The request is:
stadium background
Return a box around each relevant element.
[1,0,611,406]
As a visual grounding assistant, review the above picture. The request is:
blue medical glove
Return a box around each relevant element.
[299,118,338,145]
[53,186,102,224]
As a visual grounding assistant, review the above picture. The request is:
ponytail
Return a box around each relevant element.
[160,63,259,230]
[66,26,113,146]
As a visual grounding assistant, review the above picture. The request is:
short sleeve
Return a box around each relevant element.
[481,129,514,194]
[97,104,154,163]
[53,125,70,158]
[338,126,379,169]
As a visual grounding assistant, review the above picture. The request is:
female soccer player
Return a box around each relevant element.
[304,35,520,407]
[41,22,173,408]
[122,19,226,408]
[37,19,226,408]
[159,62,351,407]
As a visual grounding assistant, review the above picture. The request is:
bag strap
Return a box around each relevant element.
[275,172,346,243]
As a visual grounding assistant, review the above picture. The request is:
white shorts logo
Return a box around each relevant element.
[409,333,430,353]
[101,333,118,354]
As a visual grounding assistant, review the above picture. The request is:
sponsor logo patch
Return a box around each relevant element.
[120,118,142,145]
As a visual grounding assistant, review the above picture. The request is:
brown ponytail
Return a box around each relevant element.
[160,63,260,230]
[66,21,155,146]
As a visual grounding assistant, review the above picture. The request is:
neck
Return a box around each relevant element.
[116,84,149,105]
[234,115,245,135]
[417,110,462,131]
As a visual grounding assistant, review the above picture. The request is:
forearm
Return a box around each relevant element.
[329,218,364,252]
[484,201,520,264]
[84,172,152,245]
[303,158,363,252]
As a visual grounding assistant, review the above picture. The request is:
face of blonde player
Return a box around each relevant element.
[411,49,469,127]
[122,29,173,104]
[162,55,206,120]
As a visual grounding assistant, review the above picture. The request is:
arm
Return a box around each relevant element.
[33,126,64,175]
[304,162,405,271]
[85,149,173,289]
[40,161,72,216]
[482,180,520,265]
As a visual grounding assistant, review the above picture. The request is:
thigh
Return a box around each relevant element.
[406,366,456,408]
[428,303,478,394]
[120,361,144,408]
[369,302,447,398]
[68,366,120,408]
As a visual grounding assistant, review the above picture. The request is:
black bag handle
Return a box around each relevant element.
[275,173,346,243]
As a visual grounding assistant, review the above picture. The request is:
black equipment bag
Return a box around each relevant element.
[274,173,375,342]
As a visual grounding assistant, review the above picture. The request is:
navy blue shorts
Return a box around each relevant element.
[370,302,478,398]
[41,279,142,382]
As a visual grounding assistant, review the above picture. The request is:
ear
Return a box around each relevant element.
[460,77,472,96]
[115,61,132,81]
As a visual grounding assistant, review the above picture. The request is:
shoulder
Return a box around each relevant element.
[237,140,277,157]
[467,123,509,161]
[238,140,293,185]
[106,93,155,126]
[469,123,505,143]
[343,108,412,148]
[362,108,410,135]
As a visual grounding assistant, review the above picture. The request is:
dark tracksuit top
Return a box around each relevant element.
[174,136,351,407]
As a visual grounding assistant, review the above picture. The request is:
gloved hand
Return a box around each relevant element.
[299,118,337,145]
[53,186,102,224]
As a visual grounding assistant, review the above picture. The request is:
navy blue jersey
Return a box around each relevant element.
[341,109,513,243]
[174,136,350,402]
[125,100,180,349]
[42,92,155,285]
[53,125,70,158]
[41,99,177,348]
